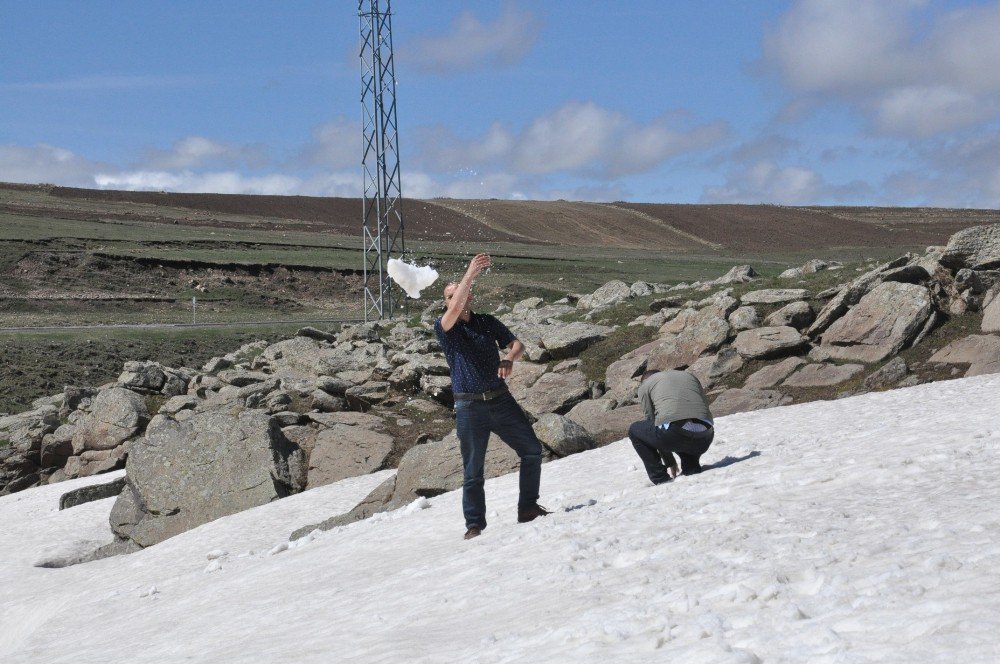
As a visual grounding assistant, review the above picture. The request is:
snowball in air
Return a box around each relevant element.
[387,258,439,299]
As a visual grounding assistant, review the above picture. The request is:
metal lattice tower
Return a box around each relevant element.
[359,0,405,321]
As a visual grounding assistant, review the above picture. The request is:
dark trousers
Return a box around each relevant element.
[455,392,543,530]
[629,419,713,484]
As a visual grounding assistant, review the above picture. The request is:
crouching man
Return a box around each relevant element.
[434,253,549,541]
[629,367,715,485]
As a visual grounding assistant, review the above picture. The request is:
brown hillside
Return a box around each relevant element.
[2,183,993,251]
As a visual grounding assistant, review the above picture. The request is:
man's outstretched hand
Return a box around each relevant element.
[465,253,491,280]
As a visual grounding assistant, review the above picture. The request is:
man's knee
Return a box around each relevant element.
[628,420,646,442]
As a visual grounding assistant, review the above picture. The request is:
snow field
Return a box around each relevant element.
[1,375,999,662]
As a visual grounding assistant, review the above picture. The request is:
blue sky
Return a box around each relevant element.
[2,1,999,207]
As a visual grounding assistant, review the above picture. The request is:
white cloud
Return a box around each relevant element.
[764,0,1000,136]
[94,170,303,196]
[0,143,109,187]
[702,160,872,205]
[143,136,268,170]
[403,3,541,73]
[418,102,728,178]
[295,117,358,169]
[873,86,995,137]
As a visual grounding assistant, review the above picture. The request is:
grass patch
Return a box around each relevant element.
[0,439,10,448]
[144,394,169,414]
[579,324,658,383]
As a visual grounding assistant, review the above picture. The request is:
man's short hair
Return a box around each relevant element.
[640,364,689,381]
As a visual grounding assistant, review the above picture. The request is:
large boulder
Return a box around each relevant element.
[564,401,642,444]
[982,286,1000,333]
[711,388,792,417]
[603,341,658,405]
[863,357,910,391]
[782,363,864,388]
[820,282,932,363]
[520,370,590,419]
[577,280,632,309]
[764,301,814,330]
[807,254,916,336]
[307,424,394,488]
[733,326,808,360]
[740,289,809,305]
[688,348,744,388]
[117,361,166,393]
[728,306,760,332]
[109,408,304,548]
[712,265,757,285]
[928,334,1000,377]
[540,322,612,360]
[743,357,806,389]
[533,414,597,457]
[940,225,1000,271]
[71,388,150,453]
[648,304,732,371]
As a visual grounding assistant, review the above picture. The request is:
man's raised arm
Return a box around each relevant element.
[440,253,491,332]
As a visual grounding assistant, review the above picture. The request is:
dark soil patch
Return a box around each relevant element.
[0,330,294,414]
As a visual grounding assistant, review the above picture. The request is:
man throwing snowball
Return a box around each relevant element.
[434,253,548,540]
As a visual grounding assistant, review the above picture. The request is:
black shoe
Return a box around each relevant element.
[464,527,482,540]
[679,453,702,475]
[517,504,551,523]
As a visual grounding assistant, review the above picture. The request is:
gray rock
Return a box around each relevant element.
[111,408,304,548]
[764,301,814,330]
[506,362,549,402]
[309,411,387,431]
[603,342,657,405]
[60,476,127,510]
[217,370,271,387]
[648,304,732,371]
[291,474,399,538]
[307,424,394,488]
[60,386,97,419]
[297,326,338,343]
[863,357,909,391]
[540,322,612,360]
[712,265,758,285]
[733,326,808,360]
[711,388,793,417]
[820,282,932,363]
[344,381,391,410]
[728,305,760,332]
[512,297,544,313]
[577,280,632,309]
[533,414,597,457]
[520,370,590,419]
[420,375,453,406]
[928,334,1000,377]
[159,395,198,415]
[630,281,653,297]
[315,376,352,397]
[71,388,149,453]
[117,361,166,393]
[744,357,807,389]
[741,289,809,305]
[782,363,864,387]
[40,424,76,467]
[940,224,1000,271]
[688,348,744,389]
[982,286,1000,333]
[807,254,916,336]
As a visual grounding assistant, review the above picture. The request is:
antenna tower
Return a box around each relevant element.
[359,0,405,321]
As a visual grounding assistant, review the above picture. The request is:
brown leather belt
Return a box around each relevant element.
[453,387,509,401]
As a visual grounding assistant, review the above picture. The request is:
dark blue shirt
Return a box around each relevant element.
[434,312,517,394]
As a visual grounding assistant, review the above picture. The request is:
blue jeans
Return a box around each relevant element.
[455,392,543,530]
[629,419,713,484]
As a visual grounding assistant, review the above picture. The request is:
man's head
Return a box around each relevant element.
[443,282,472,314]
[640,364,688,381]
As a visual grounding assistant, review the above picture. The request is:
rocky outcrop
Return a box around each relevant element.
[740,289,809,305]
[71,388,149,453]
[108,408,304,549]
[734,326,808,360]
[928,335,1000,377]
[307,424,395,488]
[711,388,792,417]
[533,414,598,457]
[820,282,932,363]
[940,224,1000,271]
[782,363,864,388]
